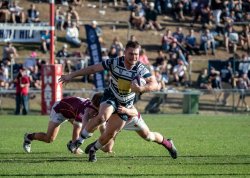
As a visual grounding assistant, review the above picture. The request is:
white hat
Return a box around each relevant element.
[92,20,97,25]
[63,44,68,48]
[149,2,154,8]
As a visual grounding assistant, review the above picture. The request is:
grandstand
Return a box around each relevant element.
[0,0,250,114]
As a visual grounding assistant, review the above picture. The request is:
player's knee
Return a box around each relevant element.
[145,132,155,142]
[97,115,107,125]
[45,137,55,143]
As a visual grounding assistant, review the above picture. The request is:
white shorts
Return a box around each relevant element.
[123,115,147,131]
[49,101,67,124]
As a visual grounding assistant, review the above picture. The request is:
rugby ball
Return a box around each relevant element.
[132,76,146,86]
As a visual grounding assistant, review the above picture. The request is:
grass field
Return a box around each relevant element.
[0,114,249,177]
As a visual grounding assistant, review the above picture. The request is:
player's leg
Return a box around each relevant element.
[98,122,116,153]
[23,109,65,153]
[101,138,115,153]
[23,121,61,153]
[67,119,84,154]
[68,119,82,142]
[87,114,126,162]
[86,122,115,153]
[130,115,177,159]
[73,102,114,148]
[136,128,177,159]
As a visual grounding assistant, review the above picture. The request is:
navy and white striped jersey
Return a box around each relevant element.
[102,56,151,104]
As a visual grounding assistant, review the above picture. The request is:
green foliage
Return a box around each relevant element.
[0,115,250,177]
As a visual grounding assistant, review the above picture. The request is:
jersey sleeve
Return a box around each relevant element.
[102,58,114,71]
[137,63,152,79]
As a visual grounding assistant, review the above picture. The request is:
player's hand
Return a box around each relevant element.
[117,105,127,114]
[58,74,72,84]
[130,82,141,93]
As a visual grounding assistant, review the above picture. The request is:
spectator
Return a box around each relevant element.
[154,67,167,90]
[172,27,184,44]
[29,65,41,90]
[27,3,40,23]
[129,4,146,31]
[127,0,137,11]
[91,20,103,43]
[40,30,50,53]
[152,50,167,71]
[61,0,69,6]
[209,66,223,103]
[65,5,79,27]
[14,68,30,115]
[8,0,25,23]
[220,62,233,105]
[145,2,163,31]
[139,48,151,67]
[210,0,223,26]
[110,36,124,55]
[200,4,212,27]
[23,51,38,72]
[167,52,178,74]
[238,53,250,75]
[239,25,250,51]
[173,0,185,21]
[162,29,174,52]
[56,44,71,72]
[224,25,239,53]
[66,22,81,47]
[235,73,250,111]
[200,28,216,55]
[172,59,187,86]
[2,41,18,62]
[196,68,212,90]
[154,0,168,15]
[169,39,188,66]
[184,29,200,55]
[222,9,236,27]
[71,0,83,6]
[0,1,10,22]
[0,60,10,89]
[192,0,209,25]
[55,6,66,30]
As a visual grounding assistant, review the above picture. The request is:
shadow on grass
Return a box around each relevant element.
[1,155,250,164]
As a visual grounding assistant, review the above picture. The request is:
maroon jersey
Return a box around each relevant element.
[53,97,96,122]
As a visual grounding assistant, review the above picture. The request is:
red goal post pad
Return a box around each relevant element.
[41,64,63,115]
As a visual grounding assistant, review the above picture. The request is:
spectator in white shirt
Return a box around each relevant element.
[66,22,81,47]
[172,59,187,86]
[8,0,25,23]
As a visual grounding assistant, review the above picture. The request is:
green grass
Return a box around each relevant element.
[0,115,249,177]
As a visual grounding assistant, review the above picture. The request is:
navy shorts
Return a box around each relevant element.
[101,88,133,121]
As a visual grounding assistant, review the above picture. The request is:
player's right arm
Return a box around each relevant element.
[117,105,138,117]
[59,63,104,84]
